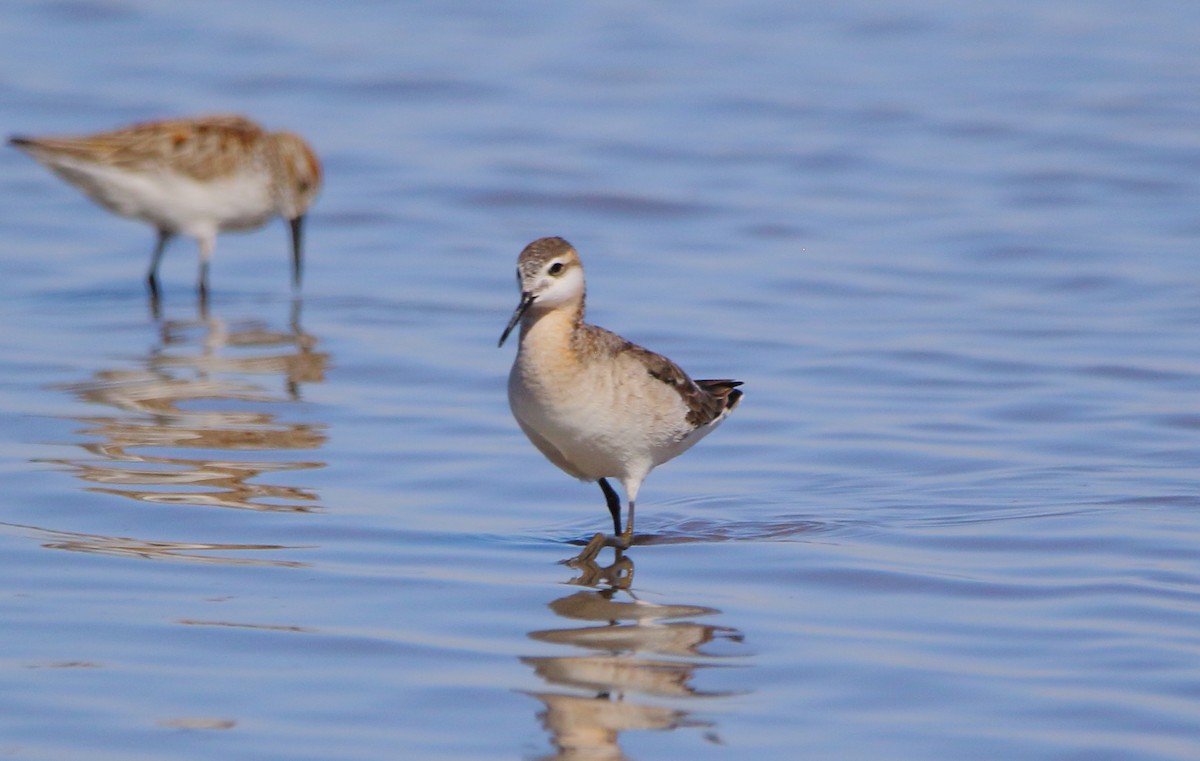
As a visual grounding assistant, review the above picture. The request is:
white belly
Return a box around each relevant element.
[39,155,275,236]
[508,356,693,482]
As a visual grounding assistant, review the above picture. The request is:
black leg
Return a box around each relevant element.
[598,478,622,536]
[147,229,171,298]
[197,255,210,319]
[289,216,305,289]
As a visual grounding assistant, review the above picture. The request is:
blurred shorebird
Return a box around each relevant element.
[9,114,322,301]
[499,237,743,553]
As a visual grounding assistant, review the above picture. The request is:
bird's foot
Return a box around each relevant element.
[564,533,635,587]
[564,531,635,568]
[565,532,609,568]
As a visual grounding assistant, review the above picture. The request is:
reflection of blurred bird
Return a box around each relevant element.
[9,115,322,298]
[499,237,743,547]
[54,307,329,513]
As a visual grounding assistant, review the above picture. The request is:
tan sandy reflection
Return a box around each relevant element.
[524,553,744,760]
[2,521,307,567]
[47,301,329,512]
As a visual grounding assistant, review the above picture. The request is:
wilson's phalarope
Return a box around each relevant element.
[499,237,743,551]
[9,114,322,300]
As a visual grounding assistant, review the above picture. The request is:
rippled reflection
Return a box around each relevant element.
[46,300,329,512]
[525,553,745,759]
[1,521,308,567]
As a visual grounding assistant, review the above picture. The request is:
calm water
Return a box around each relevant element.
[2,1,1199,759]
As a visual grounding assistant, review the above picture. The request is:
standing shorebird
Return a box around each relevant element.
[8,114,322,300]
[498,237,743,552]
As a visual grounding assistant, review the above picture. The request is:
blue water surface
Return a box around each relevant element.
[1,1,1198,759]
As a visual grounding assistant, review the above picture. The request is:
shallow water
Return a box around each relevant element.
[2,1,1200,759]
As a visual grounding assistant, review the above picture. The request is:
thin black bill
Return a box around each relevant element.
[498,292,535,347]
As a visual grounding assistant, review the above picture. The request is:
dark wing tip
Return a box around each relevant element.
[696,379,743,392]
[695,379,744,412]
[727,386,744,410]
[8,135,32,148]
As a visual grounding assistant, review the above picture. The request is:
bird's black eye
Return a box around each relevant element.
[548,261,564,276]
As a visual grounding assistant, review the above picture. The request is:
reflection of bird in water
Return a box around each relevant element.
[524,552,744,760]
[8,114,322,303]
[45,301,329,512]
[499,237,742,554]
[532,589,739,659]
[526,691,697,761]
[525,654,718,699]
